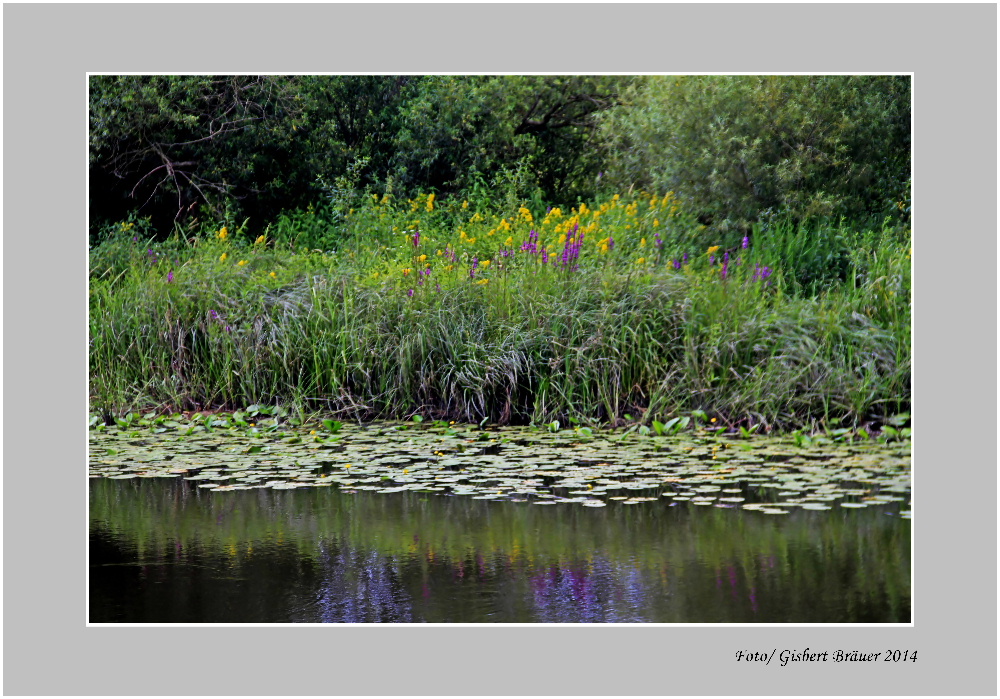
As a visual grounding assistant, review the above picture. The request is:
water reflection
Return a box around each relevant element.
[90,480,910,623]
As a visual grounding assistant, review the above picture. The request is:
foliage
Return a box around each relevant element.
[597,75,911,231]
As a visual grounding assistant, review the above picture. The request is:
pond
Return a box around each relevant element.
[89,420,911,623]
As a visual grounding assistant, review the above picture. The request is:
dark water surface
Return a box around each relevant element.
[90,479,910,623]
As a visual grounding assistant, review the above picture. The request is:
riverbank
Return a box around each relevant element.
[89,191,911,433]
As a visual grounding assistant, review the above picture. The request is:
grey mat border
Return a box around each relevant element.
[3,3,996,696]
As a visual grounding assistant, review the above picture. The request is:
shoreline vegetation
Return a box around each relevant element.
[89,189,911,437]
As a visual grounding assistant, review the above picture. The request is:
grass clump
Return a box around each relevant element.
[90,190,910,432]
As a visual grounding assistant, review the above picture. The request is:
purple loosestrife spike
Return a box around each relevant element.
[709,255,715,266]
[413,230,420,247]
[167,271,174,283]
[721,262,728,280]
[683,252,689,263]
[673,259,681,270]
[724,251,729,264]
[407,289,414,297]
[742,236,750,249]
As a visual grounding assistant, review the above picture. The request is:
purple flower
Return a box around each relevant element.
[407,289,414,297]
[167,271,174,283]
[742,236,750,249]
[209,309,218,320]
[470,257,478,279]
[683,252,689,263]
[673,259,681,270]
[412,230,421,248]
[721,262,728,280]
[709,255,715,266]
[608,234,615,251]
[724,251,729,264]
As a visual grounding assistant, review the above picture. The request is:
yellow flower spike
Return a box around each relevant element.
[219,252,228,262]
[707,245,720,254]
[640,238,647,248]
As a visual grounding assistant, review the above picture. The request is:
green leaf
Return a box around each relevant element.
[652,420,665,436]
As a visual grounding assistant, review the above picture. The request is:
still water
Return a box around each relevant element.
[90,478,910,623]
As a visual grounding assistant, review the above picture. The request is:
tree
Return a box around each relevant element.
[89,75,303,236]
[597,75,911,230]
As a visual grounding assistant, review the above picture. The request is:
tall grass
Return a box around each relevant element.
[89,191,911,431]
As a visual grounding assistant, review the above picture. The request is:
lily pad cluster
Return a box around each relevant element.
[89,420,911,516]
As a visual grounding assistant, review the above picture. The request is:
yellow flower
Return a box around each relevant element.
[426,194,435,212]
[637,257,645,264]
[270,272,277,278]
[476,278,489,285]
[237,260,248,267]
[437,249,444,256]
[255,235,266,245]
[219,252,228,262]
[418,254,427,262]
[549,252,557,259]
[505,237,514,247]
[218,227,228,240]
[707,245,720,255]
[640,238,647,248]
[402,268,412,276]
[480,260,490,268]
[653,219,659,227]
[462,200,469,210]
